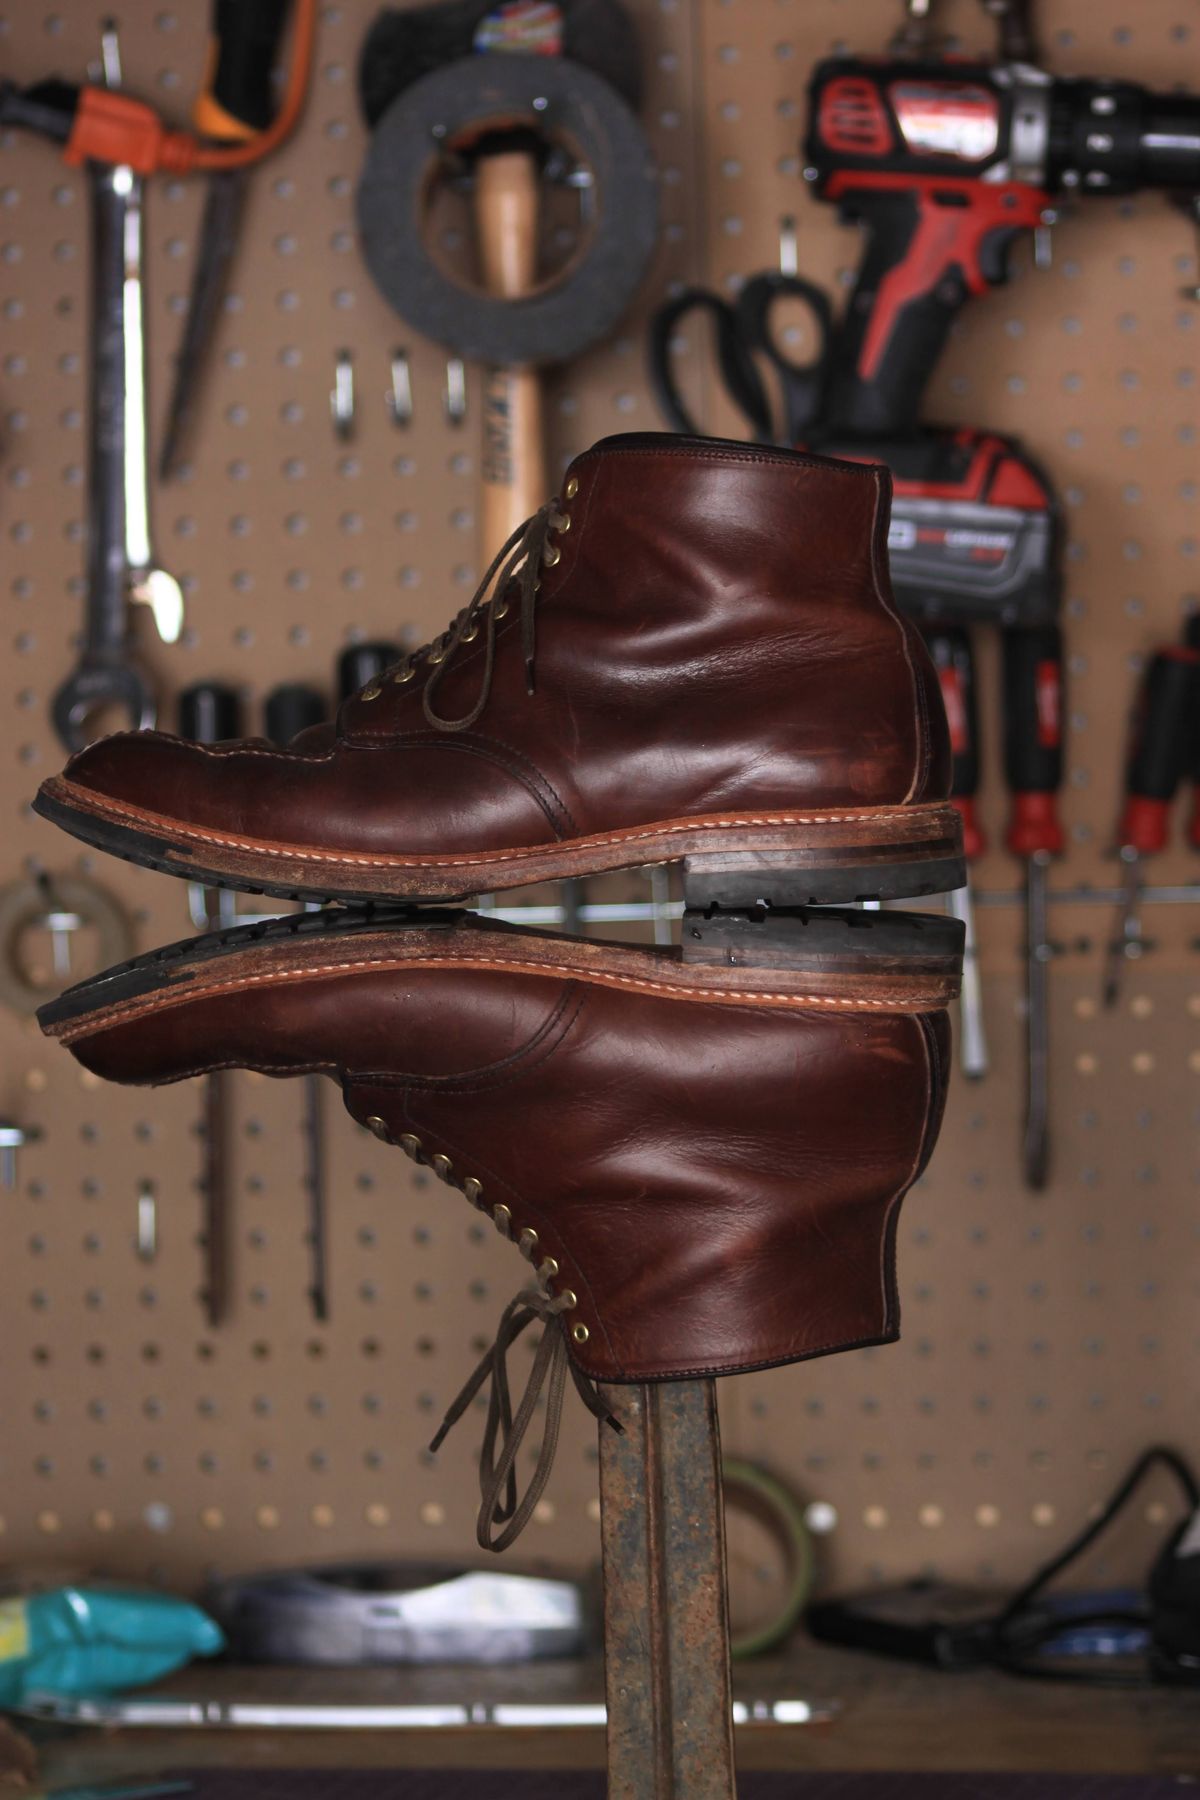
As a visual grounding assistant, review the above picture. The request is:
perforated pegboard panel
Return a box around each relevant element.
[0,0,1197,1607]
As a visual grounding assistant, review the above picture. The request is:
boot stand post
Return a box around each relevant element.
[598,1376,738,1800]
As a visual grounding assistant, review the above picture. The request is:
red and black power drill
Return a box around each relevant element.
[804,51,1200,437]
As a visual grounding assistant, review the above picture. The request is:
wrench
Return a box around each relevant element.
[52,25,182,752]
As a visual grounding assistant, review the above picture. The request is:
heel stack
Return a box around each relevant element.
[681,801,965,910]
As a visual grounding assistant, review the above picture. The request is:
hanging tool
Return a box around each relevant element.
[648,260,833,445]
[180,681,241,1326]
[356,0,655,547]
[51,22,181,750]
[389,348,413,427]
[1003,625,1064,1192]
[330,348,355,440]
[1103,622,1200,1007]
[0,0,314,179]
[159,0,297,478]
[0,872,134,1016]
[0,1120,40,1192]
[801,38,1200,438]
[264,682,331,1322]
[923,624,988,1079]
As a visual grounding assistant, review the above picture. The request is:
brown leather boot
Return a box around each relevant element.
[35,434,961,908]
[40,903,958,1385]
[39,902,959,1547]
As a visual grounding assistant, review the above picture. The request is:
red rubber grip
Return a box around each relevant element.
[1118,795,1170,856]
[1006,791,1064,859]
[953,794,986,862]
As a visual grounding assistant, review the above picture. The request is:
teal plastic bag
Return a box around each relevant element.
[0,1587,223,1707]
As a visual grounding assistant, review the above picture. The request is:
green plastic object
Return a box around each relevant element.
[0,1587,224,1707]
[722,1459,815,1660]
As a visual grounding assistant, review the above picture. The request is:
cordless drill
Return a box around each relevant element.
[804,55,1200,437]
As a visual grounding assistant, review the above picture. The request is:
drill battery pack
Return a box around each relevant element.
[819,428,1063,629]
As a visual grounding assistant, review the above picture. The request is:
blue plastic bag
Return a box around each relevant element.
[0,1586,223,1707]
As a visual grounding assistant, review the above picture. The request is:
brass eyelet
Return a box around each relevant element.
[564,475,579,500]
[493,1203,513,1234]
[392,664,415,685]
[542,542,561,568]
[550,510,571,533]
[463,1176,484,1207]
[427,647,446,666]
[431,1153,453,1179]
[494,597,509,619]
[571,1322,590,1345]
[365,1115,388,1140]
[519,1227,539,1256]
[360,684,382,702]
[398,1132,422,1159]
[560,1289,578,1311]
[460,622,479,644]
[539,1256,559,1280]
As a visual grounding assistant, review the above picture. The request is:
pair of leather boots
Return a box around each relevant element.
[36,434,964,1548]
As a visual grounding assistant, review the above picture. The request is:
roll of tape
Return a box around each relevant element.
[722,1459,815,1660]
[356,53,659,367]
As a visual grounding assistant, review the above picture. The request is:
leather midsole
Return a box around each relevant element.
[41,777,963,898]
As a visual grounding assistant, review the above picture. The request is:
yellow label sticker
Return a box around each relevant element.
[0,1597,29,1663]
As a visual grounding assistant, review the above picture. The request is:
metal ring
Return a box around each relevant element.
[0,874,135,1017]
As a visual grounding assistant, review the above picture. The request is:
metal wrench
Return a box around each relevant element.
[52,24,182,752]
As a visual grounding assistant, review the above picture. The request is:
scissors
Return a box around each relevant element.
[648,263,834,446]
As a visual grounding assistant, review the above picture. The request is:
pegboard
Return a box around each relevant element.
[0,0,1198,1615]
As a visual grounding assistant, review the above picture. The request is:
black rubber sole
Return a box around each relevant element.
[33,789,390,908]
[37,900,964,1037]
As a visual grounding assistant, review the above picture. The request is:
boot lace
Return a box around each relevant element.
[430,1269,621,1553]
[364,500,568,735]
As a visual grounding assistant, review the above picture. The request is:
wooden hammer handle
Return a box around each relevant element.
[474,149,546,549]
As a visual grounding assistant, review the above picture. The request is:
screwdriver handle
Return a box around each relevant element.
[336,641,402,704]
[923,622,986,861]
[264,682,325,748]
[1118,643,1200,854]
[195,0,293,141]
[179,681,241,745]
[1003,624,1065,859]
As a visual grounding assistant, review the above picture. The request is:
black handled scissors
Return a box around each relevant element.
[648,269,834,445]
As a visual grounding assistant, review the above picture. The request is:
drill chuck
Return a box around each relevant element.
[1048,78,1200,195]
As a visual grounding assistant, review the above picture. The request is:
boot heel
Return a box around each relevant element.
[680,904,965,996]
[681,846,966,910]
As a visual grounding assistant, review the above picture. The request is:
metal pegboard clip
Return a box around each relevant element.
[331,349,355,440]
[389,348,413,428]
[444,356,467,427]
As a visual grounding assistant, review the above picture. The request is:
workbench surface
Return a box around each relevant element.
[24,1646,1200,1785]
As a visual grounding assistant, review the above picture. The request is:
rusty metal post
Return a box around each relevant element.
[598,1377,737,1800]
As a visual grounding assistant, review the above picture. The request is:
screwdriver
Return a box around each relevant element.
[923,623,988,1079]
[179,681,242,1326]
[160,0,295,478]
[264,682,331,1322]
[1103,625,1200,1007]
[1003,625,1065,1192]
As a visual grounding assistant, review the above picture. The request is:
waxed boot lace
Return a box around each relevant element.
[430,1272,621,1553]
[373,501,563,734]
